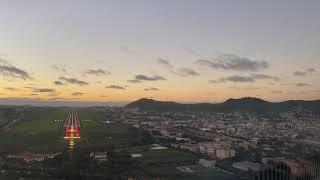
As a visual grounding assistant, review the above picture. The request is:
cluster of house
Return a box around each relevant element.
[175,141,236,160]
[7,152,61,162]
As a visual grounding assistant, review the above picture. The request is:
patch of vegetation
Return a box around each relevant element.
[0,109,67,153]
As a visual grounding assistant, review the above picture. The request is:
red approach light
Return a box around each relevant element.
[65,126,71,137]
[75,128,80,137]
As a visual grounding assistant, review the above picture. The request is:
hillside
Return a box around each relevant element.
[126,97,320,114]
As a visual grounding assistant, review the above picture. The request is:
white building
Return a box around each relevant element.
[232,162,261,172]
[199,159,216,168]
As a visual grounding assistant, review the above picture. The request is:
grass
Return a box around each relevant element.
[0,108,68,153]
[0,109,152,153]
[113,145,198,177]
[11,109,66,134]
[76,110,153,150]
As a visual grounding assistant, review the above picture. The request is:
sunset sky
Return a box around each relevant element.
[0,0,319,104]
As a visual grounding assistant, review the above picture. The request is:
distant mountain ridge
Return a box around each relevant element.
[126,97,320,113]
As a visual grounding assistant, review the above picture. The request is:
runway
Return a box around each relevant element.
[64,109,80,149]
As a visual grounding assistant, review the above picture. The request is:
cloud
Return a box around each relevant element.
[127,79,142,83]
[211,73,279,83]
[157,57,199,77]
[59,76,89,86]
[219,75,255,83]
[71,92,85,96]
[144,87,160,91]
[293,68,316,76]
[157,58,173,68]
[296,83,312,87]
[84,69,110,76]
[135,74,166,81]
[293,71,307,76]
[172,68,200,77]
[29,93,38,96]
[228,86,264,90]
[54,80,64,85]
[32,88,56,93]
[0,57,32,80]
[306,68,316,73]
[250,73,280,81]
[105,85,126,90]
[196,54,269,71]
[52,64,67,73]
[4,87,19,91]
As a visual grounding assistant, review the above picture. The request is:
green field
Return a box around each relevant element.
[76,110,153,150]
[0,108,68,153]
[0,108,153,153]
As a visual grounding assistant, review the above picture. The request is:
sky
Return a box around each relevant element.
[0,0,319,105]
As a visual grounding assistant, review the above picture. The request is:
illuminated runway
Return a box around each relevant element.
[64,109,80,149]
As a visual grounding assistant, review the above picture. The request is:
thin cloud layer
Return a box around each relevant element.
[219,75,255,83]
[54,81,64,85]
[52,64,68,73]
[250,73,280,81]
[106,85,126,90]
[196,54,269,71]
[4,87,19,91]
[84,69,110,76]
[157,58,173,68]
[135,74,166,81]
[0,57,32,80]
[29,93,39,96]
[296,83,312,87]
[293,68,316,76]
[71,92,85,96]
[127,79,142,83]
[293,71,307,76]
[306,68,316,73]
[59,77,89,86]
[32,88,56,93]
[157,58,199,77]
[145,87,159,91]
[211,73,279,83]
[172,68,200,77]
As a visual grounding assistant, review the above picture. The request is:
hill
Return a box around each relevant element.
[126,97,320,114]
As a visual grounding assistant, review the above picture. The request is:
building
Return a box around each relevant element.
[216,148,236,160]
[232,162,261,172]
[131,154,143,158]
[180,143,198,153]
[199,159,216,168]
[9,152,45,162]
[198,142,236,159]
[90,152,108,162]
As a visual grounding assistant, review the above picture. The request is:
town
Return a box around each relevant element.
[107,105,320,178]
